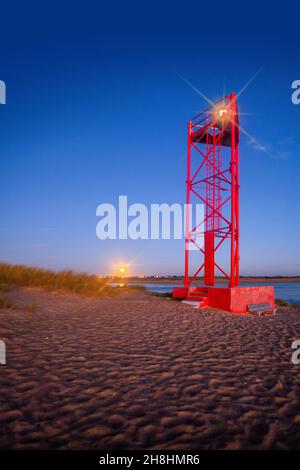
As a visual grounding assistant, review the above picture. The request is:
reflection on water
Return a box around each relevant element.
[110,282,300,304]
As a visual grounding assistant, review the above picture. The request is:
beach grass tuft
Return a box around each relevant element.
[0,263,123,298]
[275,298,289,307]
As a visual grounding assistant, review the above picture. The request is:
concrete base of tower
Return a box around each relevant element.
[172,285,275,314]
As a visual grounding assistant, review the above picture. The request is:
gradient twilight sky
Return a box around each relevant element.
[0,1,299,276]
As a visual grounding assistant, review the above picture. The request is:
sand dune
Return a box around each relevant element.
[0,287,300,449]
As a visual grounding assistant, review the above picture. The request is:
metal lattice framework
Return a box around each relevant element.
[184,92,240,288]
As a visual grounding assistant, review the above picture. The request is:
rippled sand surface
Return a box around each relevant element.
[1,288,300,449]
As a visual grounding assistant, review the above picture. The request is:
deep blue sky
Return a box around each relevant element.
[0,1,299,275]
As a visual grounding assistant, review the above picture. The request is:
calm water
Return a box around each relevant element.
[111,282,300,304]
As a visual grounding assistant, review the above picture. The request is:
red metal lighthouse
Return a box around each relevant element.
[173,93,275,313]
[184,92,239,288]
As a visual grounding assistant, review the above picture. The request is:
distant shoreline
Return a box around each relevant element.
[112,277,300,284]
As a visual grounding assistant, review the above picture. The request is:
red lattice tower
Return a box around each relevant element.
[184,92,240,288]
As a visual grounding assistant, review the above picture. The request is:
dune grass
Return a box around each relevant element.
[275,298,289,307]
[0,263,122,297]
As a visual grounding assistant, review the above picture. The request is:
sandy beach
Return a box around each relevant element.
[1,287,300,450]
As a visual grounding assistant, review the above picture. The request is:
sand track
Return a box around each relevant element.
[0,288,300,449]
